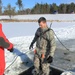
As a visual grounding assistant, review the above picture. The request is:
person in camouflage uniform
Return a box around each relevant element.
[29,17,56,75]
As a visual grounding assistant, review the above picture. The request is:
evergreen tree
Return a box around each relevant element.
[50,3,58,14]
[16,0,23,10]
[59,4,67,13]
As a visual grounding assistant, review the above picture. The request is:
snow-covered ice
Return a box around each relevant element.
[2,21,75,75]
[54,24,75,40]
[5,36,34,75]
[2,22,75,39]
[61,71,73,75]
[0,14,75,75]
[0,14,75,21]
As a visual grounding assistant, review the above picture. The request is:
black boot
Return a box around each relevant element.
[32,69,39,75]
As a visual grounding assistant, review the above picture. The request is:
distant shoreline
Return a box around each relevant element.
[0,14,75,22]
[0,19,75,22]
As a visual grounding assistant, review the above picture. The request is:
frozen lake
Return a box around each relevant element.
[1,21,75,75]
[2,22,75,38]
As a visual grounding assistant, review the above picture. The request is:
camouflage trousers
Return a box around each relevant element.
[32,54,50,75]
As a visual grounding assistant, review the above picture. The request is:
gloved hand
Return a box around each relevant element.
[9,48,14,52]
[29,43,33,50]
[47,56,53,63]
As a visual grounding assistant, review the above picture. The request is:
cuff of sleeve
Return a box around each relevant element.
[7,43,13,50]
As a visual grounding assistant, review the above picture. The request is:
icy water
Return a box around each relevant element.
[53,39,75,71]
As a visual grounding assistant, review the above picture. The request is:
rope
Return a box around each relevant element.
[5,50,33,71]
[50,22,52,28]
[5,55,18,71]
[54,32,69,51]
[5,23,70,71]
[50,23,69,51]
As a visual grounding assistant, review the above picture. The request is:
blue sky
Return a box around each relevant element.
[2,0,75,9]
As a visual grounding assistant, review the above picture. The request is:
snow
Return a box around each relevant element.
[13,14,75,21]
[1,14,75,21]
[0,14,75,75]
[2,22,39,38]
[61,71,73,75]
[3,22,75,75]
[53,24,75,40]
[2,22,75,39]
[5,37,34,75]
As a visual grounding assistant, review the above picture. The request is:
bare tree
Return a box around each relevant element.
[4,4,16,19]
[0,0,2,15]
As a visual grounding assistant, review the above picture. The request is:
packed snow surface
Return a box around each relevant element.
[5,36,34,75]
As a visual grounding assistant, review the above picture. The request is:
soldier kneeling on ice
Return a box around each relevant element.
[0,23,13,75]
[29,17,56,75]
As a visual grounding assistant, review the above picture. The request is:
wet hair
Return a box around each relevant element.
[38,17,46,23]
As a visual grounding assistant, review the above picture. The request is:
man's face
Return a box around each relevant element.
[39,21,47,28]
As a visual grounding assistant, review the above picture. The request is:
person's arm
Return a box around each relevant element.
[29,33,39,49]
[46,29,56,63]
[0,37,13,52]
[0,23,13,52]
[5,38,13,52]
[49,30,56,57]
[29,28,41,49]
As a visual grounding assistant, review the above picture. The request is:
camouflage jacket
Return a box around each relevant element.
[32,27,56,57]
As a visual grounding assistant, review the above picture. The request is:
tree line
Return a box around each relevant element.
[0,0,75,18]
[31,3,75,14]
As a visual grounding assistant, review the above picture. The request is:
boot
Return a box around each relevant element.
[32,69,39,75]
